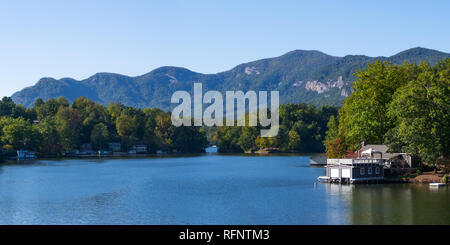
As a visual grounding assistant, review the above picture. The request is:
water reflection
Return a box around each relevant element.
[322,183,450,225]
[324,184,353,224]
[347,184,449,225]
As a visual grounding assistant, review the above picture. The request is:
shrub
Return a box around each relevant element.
[416,168,422,175]
[442,174,448,184]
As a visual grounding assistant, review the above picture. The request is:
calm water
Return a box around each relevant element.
[0,151,448,225]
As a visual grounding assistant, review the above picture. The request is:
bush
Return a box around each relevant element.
[416,168,422,175]
[3,144,14,152]
[442,174,448,184]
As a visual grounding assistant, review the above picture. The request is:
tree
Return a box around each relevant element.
[255,136,278,149]
[91,123,109,150]
[154,112,174,149]
[238,126,258,152]
[287,130,301,150]
[72,96,108,143]
[323,115,338,153]
[387,60,449,165]
[0,117,34,150]
[34,97,68,120]
[0,95,213,155]
[52,106,81,152]
[116,113,138,148]
[33,119,61,154]
[337,61,419,150]
[214,126,242,153]
[142,114,162,153]
[0,97,16,117]
[55,119,77,152]
[325,138,347,158]
[170,126,208,153]
[213,104,337,153]
[107,102,125,122]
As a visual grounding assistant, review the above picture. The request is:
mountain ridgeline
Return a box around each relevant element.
[12,47,450,110]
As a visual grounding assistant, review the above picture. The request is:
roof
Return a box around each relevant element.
[361,148,381,155]
[383,153,402,159]
[359,144,406,160]
[360,144,389,153]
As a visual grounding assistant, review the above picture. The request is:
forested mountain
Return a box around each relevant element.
[11,47,450,110]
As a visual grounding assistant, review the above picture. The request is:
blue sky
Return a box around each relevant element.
[0,0,449,97]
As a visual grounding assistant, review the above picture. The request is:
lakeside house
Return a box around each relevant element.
[64,142,149,157]
[318,142,415,184]
[17,150,36,159]
[359,144,416,169]
[130,145,148,153]
[24,142,150,158]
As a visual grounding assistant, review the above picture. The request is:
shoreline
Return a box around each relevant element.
[7,151,321,161]
[5,153,447,185]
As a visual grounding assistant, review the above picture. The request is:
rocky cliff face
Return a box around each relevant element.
[304,76,346,94]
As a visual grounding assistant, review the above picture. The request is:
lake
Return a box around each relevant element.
[0,150,448,225]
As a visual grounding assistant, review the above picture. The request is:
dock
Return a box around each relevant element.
[310,153,327,166]
[318,158,384,184]
[429,183,446,188]
[17,150,36,160]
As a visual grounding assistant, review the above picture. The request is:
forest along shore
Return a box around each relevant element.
[0,96,338,159]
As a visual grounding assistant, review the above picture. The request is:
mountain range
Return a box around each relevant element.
[11,47,450,110]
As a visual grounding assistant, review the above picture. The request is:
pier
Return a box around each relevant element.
[318,158,384,184]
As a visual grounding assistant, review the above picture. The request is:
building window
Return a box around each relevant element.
[368,167,372,175]
[360,167,365,175]
[376,167,380,174]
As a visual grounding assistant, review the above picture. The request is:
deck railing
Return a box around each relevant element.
[327,158,384,166]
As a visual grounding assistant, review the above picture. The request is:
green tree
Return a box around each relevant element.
[170,126,208,153]
[107,102,125,123]
[116,113,138,148]
[34,97,68,120]
[55,118,77,152]
[255,136,278,149]
[154,112,174,149]
[287,130,301,150]
[52,105,81,152]
[323,115,338,153]
[0,97,16,117]
[214,126,242,153]
[33,119,61,154]
[142,113,163,153]
[337,61,418,150]
[72,96,108,143]
[238,126,258,152]
[387,61,449,165]
[0,117,34,150]
[91,123,109,150]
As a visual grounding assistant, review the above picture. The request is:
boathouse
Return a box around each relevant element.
[320,158,384,183]
[17,150,36,159]
[318,143,415,184]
